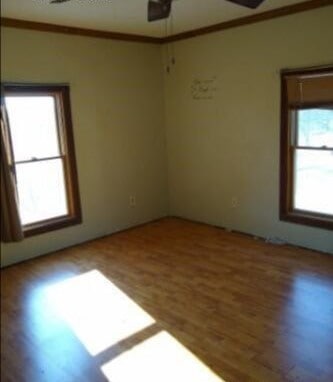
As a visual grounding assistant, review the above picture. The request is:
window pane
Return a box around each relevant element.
[5,96,61,161]
[294,149,333,215]
[297,109,333,148]
[15,159,68,225]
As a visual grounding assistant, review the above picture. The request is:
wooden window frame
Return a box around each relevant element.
[3,84,82,237]
[280,67,333,231]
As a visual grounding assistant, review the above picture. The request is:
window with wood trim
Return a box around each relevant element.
[3,84,82,236]
[280,67,333,230]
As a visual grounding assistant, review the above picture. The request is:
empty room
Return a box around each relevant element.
[1,0,333,381]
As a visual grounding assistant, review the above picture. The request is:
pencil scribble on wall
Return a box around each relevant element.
[191,77,218,100]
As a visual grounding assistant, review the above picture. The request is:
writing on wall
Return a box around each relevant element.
[191,76,218,100]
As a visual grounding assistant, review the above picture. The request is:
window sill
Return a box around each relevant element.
[23,214,82,237]
[280,210,333,231]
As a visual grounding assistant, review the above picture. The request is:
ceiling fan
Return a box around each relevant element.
[148,0,265,22]
[50,0,266,22]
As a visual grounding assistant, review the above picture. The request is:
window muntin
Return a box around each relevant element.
[4,85,81,236]
[280,67,333,230]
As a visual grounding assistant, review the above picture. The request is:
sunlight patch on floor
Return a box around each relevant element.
[291,274,333,325]
[101,331,224,382]
[46,270,155,356]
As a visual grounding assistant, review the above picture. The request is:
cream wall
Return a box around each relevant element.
[164,7,333,254]
[1,7,333,267]
[1,27,168,266]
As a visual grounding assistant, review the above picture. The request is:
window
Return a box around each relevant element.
[3,84,81,236]
[280,67,333,230]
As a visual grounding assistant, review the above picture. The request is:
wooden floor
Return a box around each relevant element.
[1,218,333,382]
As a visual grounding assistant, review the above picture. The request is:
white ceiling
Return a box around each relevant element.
[1,0,308,38]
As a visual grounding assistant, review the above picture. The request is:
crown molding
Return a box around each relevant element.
[162,0,333,43]
[1,0,331,45]
[0,17,161,44]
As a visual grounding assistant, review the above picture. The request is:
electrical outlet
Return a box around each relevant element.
[231,197,238,208]
[129,195,136,207]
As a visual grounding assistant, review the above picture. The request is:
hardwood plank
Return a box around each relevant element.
[1,218,333,381]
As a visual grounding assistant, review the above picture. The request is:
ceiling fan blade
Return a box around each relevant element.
[225,0,265,9]
[148,0,172,22]
[50,0,72,3]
